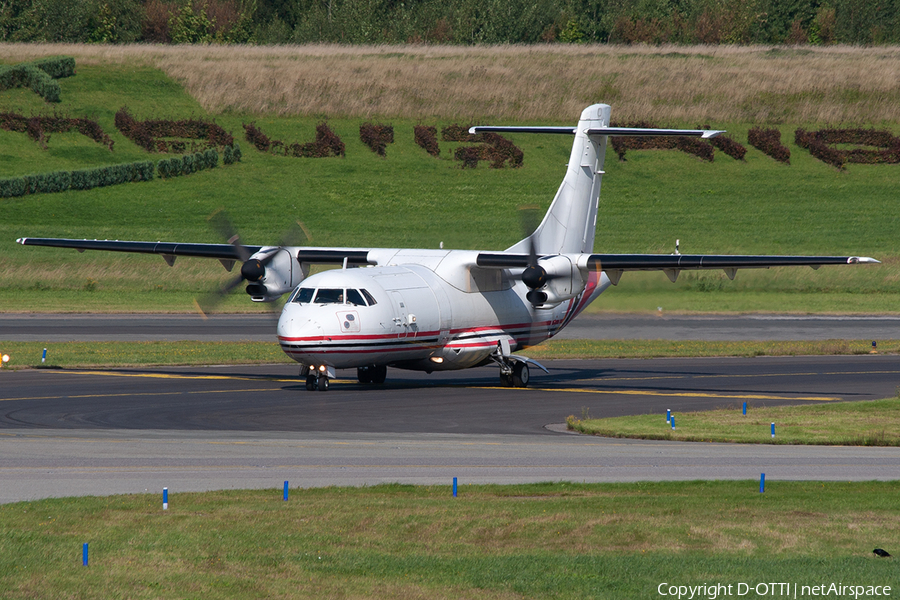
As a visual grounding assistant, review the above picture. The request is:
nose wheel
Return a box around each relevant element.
[303,365,333,391]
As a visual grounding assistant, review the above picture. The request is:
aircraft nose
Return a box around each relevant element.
[278,307,323,341]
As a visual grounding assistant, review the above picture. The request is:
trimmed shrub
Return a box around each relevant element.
[748,127,790,164]
[0,177,28,197]
[243,122,272,152]
[698,125,747,161]
[414,125,440,157]
[245,123,343,158]
[0,112,114,150]
[116,107,233,153]
[0,160,155,198]
[360,122,394,157]
[442,125,523,168]
[796,128,900,168]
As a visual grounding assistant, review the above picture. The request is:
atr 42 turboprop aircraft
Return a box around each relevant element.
[18,104,879,391]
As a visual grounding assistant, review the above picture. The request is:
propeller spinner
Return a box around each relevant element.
[195,210,309,315]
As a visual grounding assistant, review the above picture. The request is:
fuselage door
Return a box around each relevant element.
[389,290,409,338]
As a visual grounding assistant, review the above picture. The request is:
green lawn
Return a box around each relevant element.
[1,482,898,599]
[2,62,899,313]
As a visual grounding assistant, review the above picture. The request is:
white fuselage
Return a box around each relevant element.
[276,249,610,372]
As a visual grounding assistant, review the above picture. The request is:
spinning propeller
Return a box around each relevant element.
[517,205,557,307]
[194,210,309,315]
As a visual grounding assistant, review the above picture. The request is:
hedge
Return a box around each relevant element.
[156,148,224,179]
[442,125,523,168]
[244,122,344,158]
[0,112,114,151]
[0,160,155,198]
[414,125,440,157]
[116,107,234,153]
[360,123,394,157]
[796,128,900,169]
[0,56,75,103]
[748,127,790,164]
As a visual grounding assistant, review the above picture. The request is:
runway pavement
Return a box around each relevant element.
[2,356,899,503]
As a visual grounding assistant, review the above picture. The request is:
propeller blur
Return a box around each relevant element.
[16,104,879,390]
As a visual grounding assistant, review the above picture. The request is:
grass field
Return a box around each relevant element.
[2,482,898,599]
[2,52,900,313]
[0,339,893,369]
[567,397,900,446]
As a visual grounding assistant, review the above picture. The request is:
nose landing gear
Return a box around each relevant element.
[303,364,334,392]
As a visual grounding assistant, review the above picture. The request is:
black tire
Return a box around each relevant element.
[317,375,330,391]
[372,365,387,384]
[499,372,513,387]
[358,366,372,384]
[305,375,317,391]
[512,362,530,388]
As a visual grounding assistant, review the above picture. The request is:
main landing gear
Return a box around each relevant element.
[499,360,530,388]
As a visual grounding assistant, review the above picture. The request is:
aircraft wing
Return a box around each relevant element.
[16,237,261,260]
[477,251,879,284]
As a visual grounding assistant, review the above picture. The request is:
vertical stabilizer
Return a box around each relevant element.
[507,103,610,256]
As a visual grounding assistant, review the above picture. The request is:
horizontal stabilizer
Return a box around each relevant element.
[469,126,724,139]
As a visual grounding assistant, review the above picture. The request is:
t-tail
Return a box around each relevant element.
[471,103,723,256]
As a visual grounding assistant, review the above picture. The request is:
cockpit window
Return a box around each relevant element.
[346,289,366,306]
[292,287,315,304]
[314,288,344,304]
[361,289,377,305]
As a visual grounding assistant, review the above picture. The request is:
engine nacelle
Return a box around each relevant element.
[245,248,309,302]
[528,255,585,308]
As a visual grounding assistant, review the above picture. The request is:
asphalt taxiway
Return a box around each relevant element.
[2,356,899,503]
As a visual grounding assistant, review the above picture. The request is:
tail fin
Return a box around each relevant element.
[471,104,723,257]
[508,103,610,256]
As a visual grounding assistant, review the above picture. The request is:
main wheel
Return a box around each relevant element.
[357,366,373,384]
[317,375,330,391]
[499,372,513,387]
[372,365,387,384]
[512,362,530,388]
[305,375,317,391]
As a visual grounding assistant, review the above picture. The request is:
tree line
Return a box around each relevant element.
[1,0,898,45]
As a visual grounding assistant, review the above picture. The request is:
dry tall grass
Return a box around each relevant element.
[3,43,900,122]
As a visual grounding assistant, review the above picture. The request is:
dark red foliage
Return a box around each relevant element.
[795,127,900,169]
[116,107,233,153]
[414,125,440,157]
[442,124,523,168]
[359,122,394,157]
[243,122,272,152]
[748,127,790,164]
[0,111,113,151]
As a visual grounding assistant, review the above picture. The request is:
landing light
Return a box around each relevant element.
[318,365,326,372]
[1,354,9,365]
[430,356,444,364]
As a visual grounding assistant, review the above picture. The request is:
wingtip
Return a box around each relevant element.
[701,130,726,139]
[16,237,25,244]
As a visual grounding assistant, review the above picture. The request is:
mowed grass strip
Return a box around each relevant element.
[0,341,291,368]
[568,398,900,446]
[1,482,898,599]
[525,338,894,359]
[0,339,893,369]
